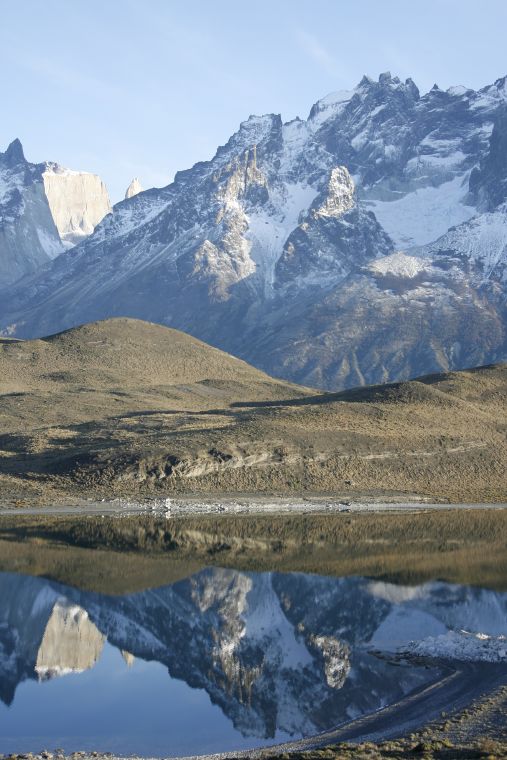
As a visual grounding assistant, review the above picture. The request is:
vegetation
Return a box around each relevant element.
[0,320,506,503]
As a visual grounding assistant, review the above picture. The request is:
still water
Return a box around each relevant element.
[1,568,506,756]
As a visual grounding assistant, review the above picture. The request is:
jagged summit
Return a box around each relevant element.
[1,72,507,391]
[2,138,25,167]
[125,177,143,199]
[0,140,111,285]
[307,72,421,128]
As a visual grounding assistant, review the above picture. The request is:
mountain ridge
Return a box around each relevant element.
[1,71,507,388]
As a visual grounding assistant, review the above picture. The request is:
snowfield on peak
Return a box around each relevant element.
[424,203,507,283]
[365,175,476,248]
[245,181,318,290]
[368,251,432,278]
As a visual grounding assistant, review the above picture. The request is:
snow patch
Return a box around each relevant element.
[308,90,353,128]
[29,586,60,616]
[35,665,85,678]
[368,251,431,278]
[367,581,429,604]
[243,574,313,670]
[446,85,470,97]
[37,227,65,259]
[43,164,94,178]
[424,204,507,281]
[246,182,318,290]
[366,175,476,248]
[280,119,311,174]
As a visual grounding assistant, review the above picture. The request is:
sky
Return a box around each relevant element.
[2,0,507,202]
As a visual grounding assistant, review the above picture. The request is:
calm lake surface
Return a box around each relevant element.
[1,568,506,756]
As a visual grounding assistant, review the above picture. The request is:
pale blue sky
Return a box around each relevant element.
[2,0,506,201]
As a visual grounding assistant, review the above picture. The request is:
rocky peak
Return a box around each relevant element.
[238,113,282,142]
[312,166,355,219]
[493,75,507,93]
[121,650,135,667]
[125,177,143,200]
[378,71,399,85]
[403,77,420,100]
[308,90,354,124]
[41,165,112,247]
[35,600,105,680]
[2,138,26,168]
[358,74,375,88]
[356,72,419,101]
[216,114,283,165]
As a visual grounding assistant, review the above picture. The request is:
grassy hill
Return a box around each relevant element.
[0,318,505,503]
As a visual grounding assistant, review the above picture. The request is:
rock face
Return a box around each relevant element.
[125,177,143,199]
[35,600,105,679]
[0,140,111,286]
[1,73,507,388]
[42,164,111,247]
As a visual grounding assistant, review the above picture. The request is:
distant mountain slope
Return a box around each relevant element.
[0,139,110,286]
[1,73,507,387]
[0,319,505,502]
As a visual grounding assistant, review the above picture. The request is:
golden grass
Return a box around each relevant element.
[0,319,506,502]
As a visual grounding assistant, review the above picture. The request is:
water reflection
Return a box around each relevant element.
[0,569,506,755]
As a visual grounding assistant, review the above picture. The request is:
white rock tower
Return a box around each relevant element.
[125,177,143,199]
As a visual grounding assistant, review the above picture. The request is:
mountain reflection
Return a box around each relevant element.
[1,569,506,748]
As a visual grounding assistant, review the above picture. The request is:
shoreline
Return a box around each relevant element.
[1,494,507,517]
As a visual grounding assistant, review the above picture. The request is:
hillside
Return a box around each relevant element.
[0,319,505,503]
[0,317,296,396]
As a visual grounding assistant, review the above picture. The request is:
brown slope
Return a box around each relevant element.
[0,317,298,393]
[0,319,505,503]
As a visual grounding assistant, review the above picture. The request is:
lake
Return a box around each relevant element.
[1,567,506,756]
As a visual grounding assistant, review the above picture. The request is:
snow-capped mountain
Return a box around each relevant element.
[1,73,507,388]
[0,139,111,287]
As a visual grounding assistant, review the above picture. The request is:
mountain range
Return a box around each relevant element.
[1,72,507,389]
